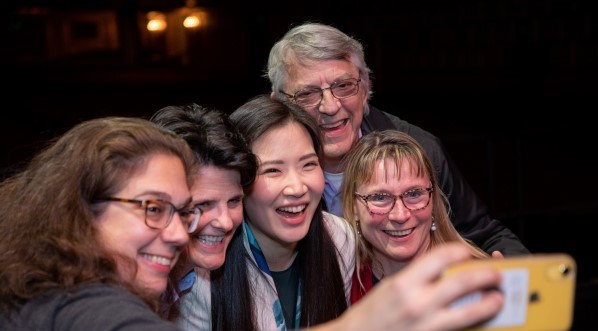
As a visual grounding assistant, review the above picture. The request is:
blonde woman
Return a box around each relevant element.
[341,130,491,302]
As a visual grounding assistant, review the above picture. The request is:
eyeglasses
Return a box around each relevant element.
[280,78,361,108]
[355,187,433,215]
[97,197,201,233]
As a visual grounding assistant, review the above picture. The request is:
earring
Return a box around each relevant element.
[431,221,437,232]
[356,220,363,238]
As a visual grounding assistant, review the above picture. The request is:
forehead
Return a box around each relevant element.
[118,153,188,200]
[252,121,314,157]
[192,165,241,193]
[366,157,427,184]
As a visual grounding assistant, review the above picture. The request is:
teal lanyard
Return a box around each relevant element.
[244,222,302,329]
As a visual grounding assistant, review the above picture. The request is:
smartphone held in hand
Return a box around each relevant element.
[446,253,576,331]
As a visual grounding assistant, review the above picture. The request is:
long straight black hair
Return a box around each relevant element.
[210,95,348,330]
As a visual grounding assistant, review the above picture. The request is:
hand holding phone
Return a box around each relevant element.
[445,253,576,331]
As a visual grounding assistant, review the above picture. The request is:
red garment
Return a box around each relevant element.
[350,263,374,304]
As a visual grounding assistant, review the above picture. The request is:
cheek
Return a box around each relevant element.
[310,173,325,196]
[231,206,244,228]
[246,178,274,206]
[354,203,369,221]
[96,212,142,253]
[107,223,157,261]
[416,208,434,225]
[363,216,385,228]
[112,228,151,257]
[345,92,366,115]
[303,106,319,119]
[252,175,275,194]
[242,194,263,221]
[360,216,384,244]
[188,248,205,267]
[355,205,384,226]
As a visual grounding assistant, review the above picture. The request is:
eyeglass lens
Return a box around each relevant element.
[144,200,200,233]
[294,78,360,107]
[99,197,200,233]
[358,188,432,215]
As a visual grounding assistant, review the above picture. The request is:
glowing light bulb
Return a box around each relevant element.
[183,15,200,28]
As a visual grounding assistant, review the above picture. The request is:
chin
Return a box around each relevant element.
[197,256,226,271]
[139,279,168,298]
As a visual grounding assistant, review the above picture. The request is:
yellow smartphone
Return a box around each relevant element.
[445,253,576,331]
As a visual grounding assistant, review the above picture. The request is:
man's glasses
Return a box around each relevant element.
[355,187,434,215]
[97,197,201,233]
[280,78,361,108]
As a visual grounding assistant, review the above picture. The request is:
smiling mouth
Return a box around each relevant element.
[193,235,224,246]
[141,253,174,266]
[383,228,414,238]
[276,204,307,217]
[319,119,348,132]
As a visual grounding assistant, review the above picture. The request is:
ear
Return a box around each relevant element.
[361,71,370,96]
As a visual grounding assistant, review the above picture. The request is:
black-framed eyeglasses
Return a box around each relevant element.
[355,187,434,215]
[97,197,201,233]
[280,78,361,108]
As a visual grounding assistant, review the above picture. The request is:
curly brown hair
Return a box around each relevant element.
[0,117,196,314]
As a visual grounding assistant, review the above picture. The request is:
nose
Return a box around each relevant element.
[162,213,190,246]
[387,199,410,223]
[209,206,234,232]
[283,171,307,197]
[318,89,341,116]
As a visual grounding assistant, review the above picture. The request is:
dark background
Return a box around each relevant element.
[2,0,597,328]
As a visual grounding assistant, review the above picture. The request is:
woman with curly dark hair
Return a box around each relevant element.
[0,117,199,331]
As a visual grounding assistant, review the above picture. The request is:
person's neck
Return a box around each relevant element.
[323,156,345,174]
[264,246,297,272]
[374,240,432,278]
[249,224,298,272]
[374,253,409,279]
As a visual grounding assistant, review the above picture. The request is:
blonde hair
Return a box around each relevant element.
[341,130,488,290]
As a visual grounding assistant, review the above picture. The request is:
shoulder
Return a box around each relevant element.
[322,211,352,231]
[322,211,356,248]
[5,283,179,331]
[366,105,439,141]
[322,212,357,284]
[182,268,211,304]
[365,105,445,159]
[177,269,212,331]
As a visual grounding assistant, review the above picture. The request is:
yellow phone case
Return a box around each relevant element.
[445,253,576,331]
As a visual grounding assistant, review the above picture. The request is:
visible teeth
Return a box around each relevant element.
[321,123,338,129]
[278,205,306,213]
[320,120,346,129]
[142,254,172,266]
[384,228,413,237]
[196,235,224,246]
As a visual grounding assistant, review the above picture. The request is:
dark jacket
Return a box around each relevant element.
[0,283,180,331]
[361,105,529,256]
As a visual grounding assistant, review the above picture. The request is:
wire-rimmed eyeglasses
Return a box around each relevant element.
[280,78,361,108]
[97,197,201,233]
[355,187,433,215]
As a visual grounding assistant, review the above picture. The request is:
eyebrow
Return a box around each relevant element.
[137,190,192,208]
[194,192,244,204]
[297,75,356,89]
[258,152,319,166]
[300,153,319,161]
[133,190,171,200]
